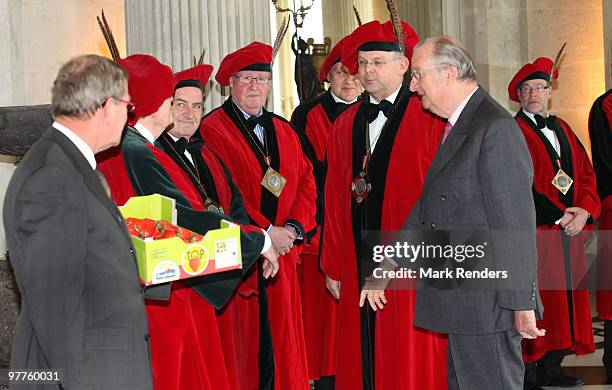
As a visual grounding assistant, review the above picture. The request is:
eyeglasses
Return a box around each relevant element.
[410,64,446,81]
[105,96,136,113]
[232,74,271,85]
[357,56,402,69]
[519,85,550,95]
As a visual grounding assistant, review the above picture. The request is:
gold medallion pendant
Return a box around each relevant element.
[204,198,224,214]
[351,171,372,204]
[261,166,287,197]
[551,168,573,195]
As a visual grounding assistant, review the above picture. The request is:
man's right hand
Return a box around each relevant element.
[268,225,295,256]
[514,310,545,339]
[261,245,279,279]
[325,275,341,300]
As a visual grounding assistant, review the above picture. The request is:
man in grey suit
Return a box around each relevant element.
[3,54,152,389]
[374,36,544,389]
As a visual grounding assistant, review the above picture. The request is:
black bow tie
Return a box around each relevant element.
[333,101,349,116]
[363,100,394,123]
[173,137,189,155]
[245,112,273,131]
[534,114,557,130]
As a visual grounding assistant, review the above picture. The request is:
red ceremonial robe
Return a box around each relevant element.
[156,132,264,390]
[200,98,317,390]
[320,85,448,390]
[515,111,601,362]
[589,90,612,318]
[290,90,352,379]
[97,128,265,390]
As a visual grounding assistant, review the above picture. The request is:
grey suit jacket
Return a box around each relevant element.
[3,128,152,389]
[405,87,542,335]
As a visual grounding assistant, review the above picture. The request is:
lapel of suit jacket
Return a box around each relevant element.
[422,86,486,197]
[49,128,134,242]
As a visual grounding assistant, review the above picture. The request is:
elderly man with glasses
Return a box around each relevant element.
[200,41,316,390]
[509,57,601,390]
[319,20,447,390]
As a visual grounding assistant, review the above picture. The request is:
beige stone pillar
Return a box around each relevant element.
[0,0,125,106]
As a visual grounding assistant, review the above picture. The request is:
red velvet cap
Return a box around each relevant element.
[318,35,355,82]
[215,42,273,86]
[118,54,174,125]
[508,57,558,102]
[173,64,214,91]
[341,20,419,74]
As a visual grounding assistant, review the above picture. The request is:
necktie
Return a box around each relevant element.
[363,100,394,123]
[333,101,349,116]
[174,137,189,155]
[245,112,273,132]
[94,169,112,199]
[441,121,453,144]
[534,114,557,129]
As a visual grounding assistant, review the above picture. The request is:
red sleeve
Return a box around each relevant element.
[319,110,355,280]
[283,125,317,234]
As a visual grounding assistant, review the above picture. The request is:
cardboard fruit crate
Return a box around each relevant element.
[119,194,242,285]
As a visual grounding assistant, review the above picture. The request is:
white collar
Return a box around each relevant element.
[330,90,357,104]
[522,108,551,128]
[133,122,157,144]
[369,84,402,105]
[448,86,479,126]
[52,121,96,169]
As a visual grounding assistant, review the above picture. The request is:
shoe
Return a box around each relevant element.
[538,373,584,387]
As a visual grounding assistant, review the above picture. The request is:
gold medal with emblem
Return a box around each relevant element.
[551,168,573,195]
[351,171,372,204]
[352,154,373,204]
[204,198,225,214]
[261,165,287,197]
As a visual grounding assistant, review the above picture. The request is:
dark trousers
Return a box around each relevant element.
[447,329,524,390]
[604,320,612,379]
[523,349,566,389]
[314,376,336,390]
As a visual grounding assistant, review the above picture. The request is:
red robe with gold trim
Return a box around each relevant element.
[200,98,317,390]
[290,90,351,379]
[515,111,601,361]
[320,85,448,390]
[589,90,612,318]
[97,128,265,390]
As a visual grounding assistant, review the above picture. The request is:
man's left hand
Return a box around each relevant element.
[359,289,387,311]
[560,207,589,236]
[514,310,546,339]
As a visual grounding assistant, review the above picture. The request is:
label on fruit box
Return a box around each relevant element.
[152,260,180,284]
[214,238,239,269]
[181,244,210,275]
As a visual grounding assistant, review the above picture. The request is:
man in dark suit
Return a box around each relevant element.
[406,36,544,389]
[3,54,152,389]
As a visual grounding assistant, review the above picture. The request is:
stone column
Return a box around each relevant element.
[125,0,271,112]
[0,0,125,106]
[604,0,611,89]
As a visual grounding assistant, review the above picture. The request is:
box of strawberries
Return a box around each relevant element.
[119,194,242,285]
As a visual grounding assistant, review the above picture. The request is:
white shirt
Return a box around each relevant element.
[330,91,358,104]
[368,85,402,152]
[448,87,479,126]
[52,121,96,169]
[168,133,194,165]
[522,109,561,157]
[133,123,157,144]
